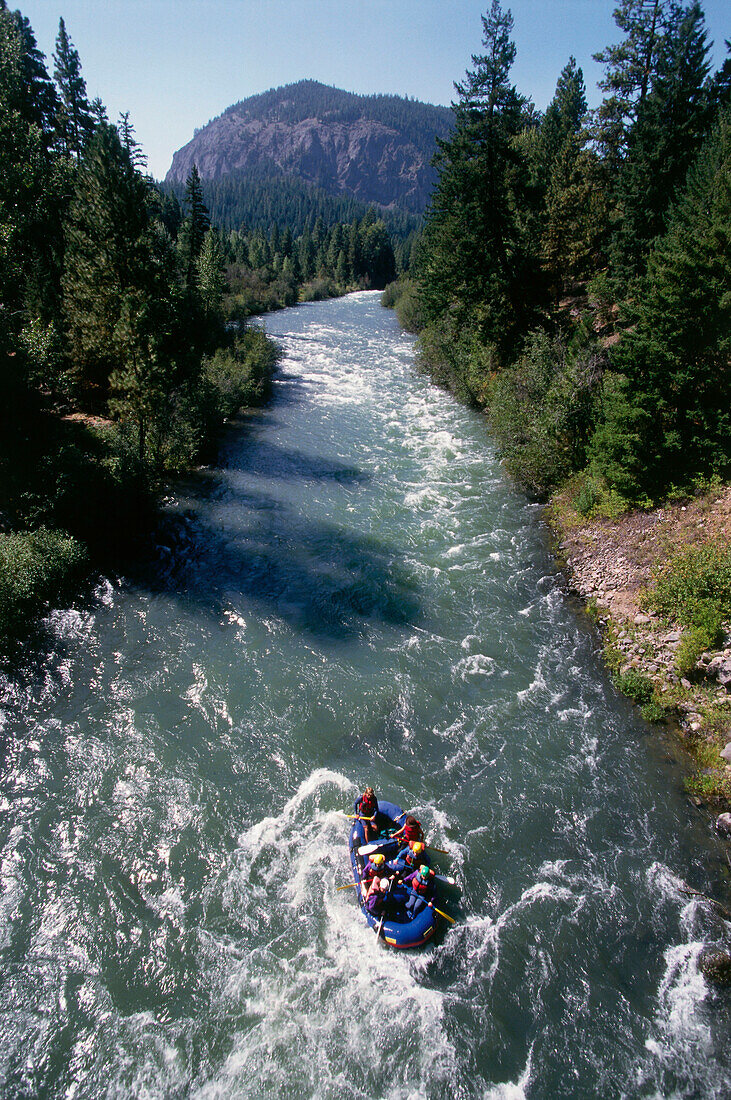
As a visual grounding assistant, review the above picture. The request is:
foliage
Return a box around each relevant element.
[485,332,604,496]
[643,538,731,634]
[0,527,88,645]
[573,474,629,519]
[417,1,541,358]
[408,1,730,503]
[202,327,279,422]
[613,667,655,704]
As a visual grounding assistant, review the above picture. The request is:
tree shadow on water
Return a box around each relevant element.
[221,437,370,486]
[148,484,421,642]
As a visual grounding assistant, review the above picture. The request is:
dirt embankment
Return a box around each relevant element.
[547,486,731,827]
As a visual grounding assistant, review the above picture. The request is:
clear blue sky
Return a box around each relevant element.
[19,0,730,180]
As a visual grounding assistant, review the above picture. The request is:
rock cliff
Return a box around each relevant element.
[165,80,452,213]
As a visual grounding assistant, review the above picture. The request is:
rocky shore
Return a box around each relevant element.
[547,485,731,837]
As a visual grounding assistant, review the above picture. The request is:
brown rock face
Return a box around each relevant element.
[164,82,451,213]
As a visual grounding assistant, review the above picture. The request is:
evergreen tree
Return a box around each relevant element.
[118,110,146,170]
[417,0,538,353]
[178,164,210,286]
[53,17,94,158]
[6,3,59,145]
[537,56,587,192]
[592,0,667,173]
[611,0,713,281]
[592,105,731,495]
[537,58,609,298]
[62,122,168,406]
[196,229,226,321]
[0,1,62,386]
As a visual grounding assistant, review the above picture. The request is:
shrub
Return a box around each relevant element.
[613,667,655,704]
[644,538,731,629]
[0,527,88,645]
[203,328,279,422]
[300,277,336,302]
[380,280,402,309]
[641,700,668,723]
[485,332,604,497]
[394,282,424,333]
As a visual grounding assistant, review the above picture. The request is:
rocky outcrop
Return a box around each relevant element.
[699,950,731,985]
[165,81,452,213]
[548,487,731,810]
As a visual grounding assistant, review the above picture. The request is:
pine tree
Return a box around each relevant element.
[611,0,713,281]
[196,229,226,321]
[537,56,587,192]
[62,122,168,406]
[178,164,210,287]
[592,105,731,495]
[537,58,608,298]
[53,17,94,158]
[0,2,63,387]
[417,0,537,353]
[592,0,667,174]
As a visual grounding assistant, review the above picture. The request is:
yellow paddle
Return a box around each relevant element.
[427,901,456,924]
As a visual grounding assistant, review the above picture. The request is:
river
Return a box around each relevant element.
[1,291,729,1099]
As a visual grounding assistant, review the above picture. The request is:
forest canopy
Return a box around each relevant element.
[401,0,731,508]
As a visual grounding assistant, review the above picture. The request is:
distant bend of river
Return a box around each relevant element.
[1,291,729,1099]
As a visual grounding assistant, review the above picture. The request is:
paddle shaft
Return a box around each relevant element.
[428,901,456,924]
[375,877,395,939]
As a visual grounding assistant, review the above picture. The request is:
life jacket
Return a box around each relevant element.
[404,870,432,897]
[357,795,378,819]
[362,859,382,883]
[396,844,427,869]
[402,818,424,842]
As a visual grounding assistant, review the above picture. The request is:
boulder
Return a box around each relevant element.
[716,812,731,837]
[721,743,731,764]
[699,950,731,986]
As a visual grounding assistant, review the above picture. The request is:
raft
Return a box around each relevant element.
[348,798,438,948]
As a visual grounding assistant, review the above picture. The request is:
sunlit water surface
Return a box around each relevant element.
[1,292,729,1099]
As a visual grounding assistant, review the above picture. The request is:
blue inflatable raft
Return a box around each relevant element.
[348,798,438,948]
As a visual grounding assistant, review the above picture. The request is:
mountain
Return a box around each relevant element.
[164,80,453,216]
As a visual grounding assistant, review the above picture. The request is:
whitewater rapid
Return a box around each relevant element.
[0,292,729,1099]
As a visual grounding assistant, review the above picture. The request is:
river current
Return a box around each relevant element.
[1,291,729,1098]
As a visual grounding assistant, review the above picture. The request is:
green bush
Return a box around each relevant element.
[644,539,731,629]
[203,328,279,422]
[380,280,403,309]
[485,332,604,497]
[300,277,336,302]
[0,527,88,645]
[676,623,719,675]
[394,282,424,334]
[613,667,655,704]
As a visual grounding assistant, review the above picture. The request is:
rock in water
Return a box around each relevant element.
[699,950,731,985]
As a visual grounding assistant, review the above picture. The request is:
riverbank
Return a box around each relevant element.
[0,326,279,653]
[546,484,731,828]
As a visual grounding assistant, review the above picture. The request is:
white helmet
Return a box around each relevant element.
[379,877,390,890]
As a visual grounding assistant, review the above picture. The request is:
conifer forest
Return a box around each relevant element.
[1,0,730,644]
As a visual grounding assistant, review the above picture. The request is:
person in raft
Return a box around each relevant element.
[354,786,379,842]
[389,814,424,846]
[388,840,430,879]
[402,865,435,918]
[365,875,392,917]
[362,852,386,888]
